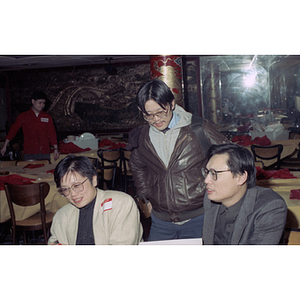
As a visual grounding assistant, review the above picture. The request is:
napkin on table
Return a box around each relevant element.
[232,135,271,146]
[0,174,36,190]
[256,167,297,180]
[290,189,300,199]
[59,141,91,154]
[98,138,126,149]
[23,164,45,169]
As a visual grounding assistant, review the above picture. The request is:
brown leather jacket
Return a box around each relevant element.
[130,119,228,222]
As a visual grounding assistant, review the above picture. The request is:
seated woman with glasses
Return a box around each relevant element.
[48,155,143,245]
[202,143,287,245]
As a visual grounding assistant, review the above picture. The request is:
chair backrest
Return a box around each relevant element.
[4,182,50,207]
[16,159,51,166]
[97,148,122,189]
[120,148,133,193]
[4,182,51,244]
[122,149,132,175]
[250,144,283,169]
[87,157,101,187]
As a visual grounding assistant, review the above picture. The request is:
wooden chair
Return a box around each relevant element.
[16,159,51,166]
[251,144,283,170]
[87,157,102,187]
[97,148,122,190]
[120,148,135,195]
[279,142,300,171]
[4,182,54,244]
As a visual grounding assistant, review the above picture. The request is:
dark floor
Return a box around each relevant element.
[0,221,48,245]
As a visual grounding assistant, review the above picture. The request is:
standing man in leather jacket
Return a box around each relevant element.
[130,79,228,241]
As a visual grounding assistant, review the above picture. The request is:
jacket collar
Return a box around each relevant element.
[230,188,257,244]
[204,188,257,245]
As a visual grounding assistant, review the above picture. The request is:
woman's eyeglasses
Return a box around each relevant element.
[202,168,231,181]
[58,178,88,197]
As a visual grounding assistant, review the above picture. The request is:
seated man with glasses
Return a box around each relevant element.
[48,155,143,245]
[202,143,287,245]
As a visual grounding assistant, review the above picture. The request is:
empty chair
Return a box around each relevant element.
[280,142,300,171]
[16,159,51,166]
[251,144,283,170]
[4,182,54,244]
[97,148,122,190]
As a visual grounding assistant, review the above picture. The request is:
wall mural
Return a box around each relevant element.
[6,63,150,135]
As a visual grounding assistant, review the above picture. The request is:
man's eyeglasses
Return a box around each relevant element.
[58,178,88,197]
[202,168,231,181]
[143,107,169,121]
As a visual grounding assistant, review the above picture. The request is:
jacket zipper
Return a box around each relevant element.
[145,133,189,169]
[145,138,167,169]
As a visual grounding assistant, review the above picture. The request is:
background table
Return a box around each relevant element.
[50,149,99,164]
[256,171,300,229]
[244,139,299,167]
[0,163,68,223]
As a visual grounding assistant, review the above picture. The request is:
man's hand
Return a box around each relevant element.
[54,148,60,161]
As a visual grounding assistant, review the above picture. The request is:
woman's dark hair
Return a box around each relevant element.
[136,79,175,114]
[207,143,256,188]
[54,155,97,188]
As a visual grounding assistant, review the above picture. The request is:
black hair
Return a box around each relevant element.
[207,143,256,188]
[136,79,175,114]
[31,90,47,100]
[54,155,97,188]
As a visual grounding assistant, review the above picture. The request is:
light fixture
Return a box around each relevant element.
[243,73,256,87]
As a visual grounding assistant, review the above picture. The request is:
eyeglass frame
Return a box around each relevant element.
[142,106,170,121]
[202,167,231,181]
[58,178,88,197]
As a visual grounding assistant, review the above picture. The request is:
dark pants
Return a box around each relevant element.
[148,213,204,241]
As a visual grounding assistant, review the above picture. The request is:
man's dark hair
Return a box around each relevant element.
[136,79,175,114]
[54,155,97,188]
[31,90,47,100]
[207,143,256,188]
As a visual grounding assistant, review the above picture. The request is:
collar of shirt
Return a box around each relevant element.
[168,111,180,129]
[79,194,97,211]
[219,192,246,221]
[76,194,97,245]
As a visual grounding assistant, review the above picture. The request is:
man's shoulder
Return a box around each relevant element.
[248,186,287,209]
[16,110,32,119]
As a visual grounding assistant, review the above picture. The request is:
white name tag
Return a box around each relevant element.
[101,198,112,212]
[41,118,49,122]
